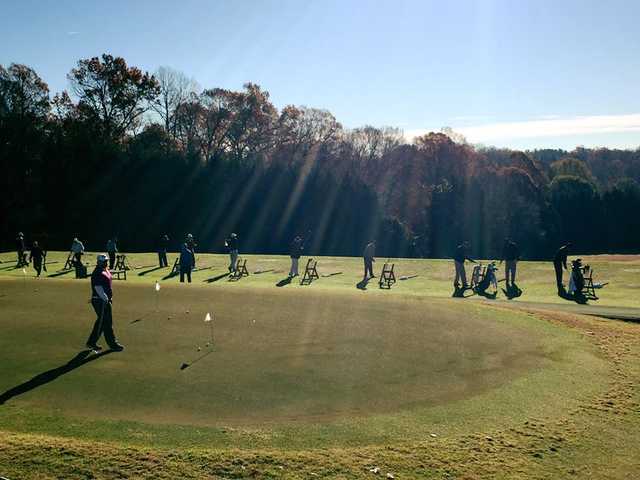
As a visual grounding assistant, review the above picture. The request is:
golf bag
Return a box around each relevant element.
[474,263,498,295]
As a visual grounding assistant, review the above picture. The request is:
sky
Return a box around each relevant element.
[2,0,639,150]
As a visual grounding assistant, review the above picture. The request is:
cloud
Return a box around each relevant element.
[406,113,640,144]
[67,31,80,36]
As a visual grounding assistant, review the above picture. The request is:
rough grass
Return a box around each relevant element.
[0,252,639,478]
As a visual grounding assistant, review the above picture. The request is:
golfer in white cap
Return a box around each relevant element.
[86,254,124,351]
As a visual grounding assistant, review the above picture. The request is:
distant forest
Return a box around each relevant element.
[2,54,640,259]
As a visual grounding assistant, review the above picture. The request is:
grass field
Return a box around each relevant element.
[1,252,639,479]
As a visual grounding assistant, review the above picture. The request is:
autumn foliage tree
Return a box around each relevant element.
[68,54,159,140]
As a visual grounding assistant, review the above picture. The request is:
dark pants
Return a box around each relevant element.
[108,251,116,270]
[554,261,564,291]
[364,257,374,278]
[17,249,26,266]
[158,251,168,267]
[87,299,117,347]
[33,258,42,276]
[180,265,192,283]
[74,253,83,278]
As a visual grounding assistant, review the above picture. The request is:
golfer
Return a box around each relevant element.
[16,232,26,267]
[179,235,196,283]
[29,241,45,277]
[553,242,572,293]
[158,234,169,267]
[71,237,85,278]
[86,254,124,352]
[453,241,476,288]
[289,235,304,277]
[363,241,376,279]
[500,238,520,288]
[106,237,117,270]
[225,233,239,273]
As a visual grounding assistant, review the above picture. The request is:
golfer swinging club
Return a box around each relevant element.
[86,254,124,352]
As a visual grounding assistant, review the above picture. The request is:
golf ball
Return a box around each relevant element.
[197,347,201,351]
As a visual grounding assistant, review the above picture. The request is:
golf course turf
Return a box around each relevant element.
[1,252,639,479]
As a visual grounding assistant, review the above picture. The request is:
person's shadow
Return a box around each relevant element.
[452,285,474,298]
[0,350,112,405]
[138,266,165,276]
[356,278,371,290]
[204,272,230,283]
[276,276,292,287]
[502,283,523,300]
[558,287,588,305]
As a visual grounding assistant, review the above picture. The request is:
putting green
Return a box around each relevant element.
[0,278,608,450]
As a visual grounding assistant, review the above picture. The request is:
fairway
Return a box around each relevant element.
[1,253,639,478]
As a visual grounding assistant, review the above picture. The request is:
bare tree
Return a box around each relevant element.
[151,66,198,139]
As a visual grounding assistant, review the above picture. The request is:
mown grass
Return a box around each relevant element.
[0,252,639,478]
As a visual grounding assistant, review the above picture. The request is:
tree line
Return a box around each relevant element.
[2,54,639,259]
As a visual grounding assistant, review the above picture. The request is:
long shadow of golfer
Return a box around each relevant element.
[48,270,73,278]
[138,266,165,276]
[276,277,292,287]
[204,272,230,283]
[0,350,112,405]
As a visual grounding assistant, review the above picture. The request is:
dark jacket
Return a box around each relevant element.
[158,236,169,252]
[16,236,25,251]
[91,268,113,301]
[30,245,44,261]
[290,238,304,259]
[502,241,520,262]
[454,245,474,263]
[180,243,195,267]
[226,236,238,251]
[554,245,569,268]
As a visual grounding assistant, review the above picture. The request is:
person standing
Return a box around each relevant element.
[363,241,376,279]
[500,238,520,288]
[16,232,26,267]
[179,235,196,283]
[553,242,572,294]
[29,241,45,277]
[289,235,304,278]
[225,233,239,273]
[71,237,85,279]
[86,254,124,352]
[454,241,476,288]
[158,234,169,267]
[106,237,117,270]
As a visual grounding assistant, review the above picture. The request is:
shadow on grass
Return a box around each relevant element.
[452,286,475,298]
[254,269,274,275]
[356,278,371,290]
[276,276,292,287]
[502,283,524,300]
[138,266,165,276]
[321,272,343,278]
[204,272,230,283]
[0,350,113,405]
[47,270,73,278]
[558,287,589,305]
